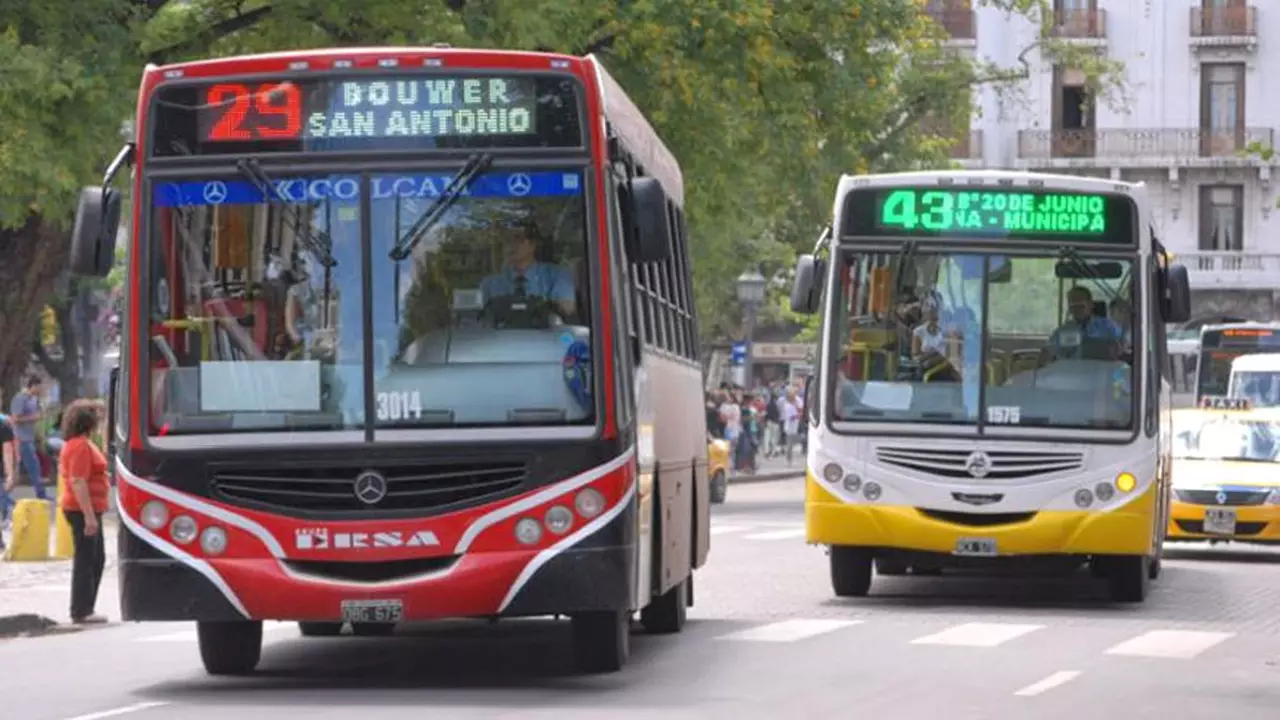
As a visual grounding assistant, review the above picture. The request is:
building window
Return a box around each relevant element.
[1200,63,1245,156]
[1052,66,1094,157]
[1199,186,1244,251]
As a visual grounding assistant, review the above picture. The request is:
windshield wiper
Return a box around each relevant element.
[389,152,493,262]
[1058,245,1117,302]
[235,159,337,268]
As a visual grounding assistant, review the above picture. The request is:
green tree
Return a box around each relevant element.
[0,0,1127,399]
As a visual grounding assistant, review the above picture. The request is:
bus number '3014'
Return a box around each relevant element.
[376,391,424,421]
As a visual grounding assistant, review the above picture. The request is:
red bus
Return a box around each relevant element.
[69,47,709,675]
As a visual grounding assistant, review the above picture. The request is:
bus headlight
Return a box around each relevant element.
[843,474,862,493]
[1094,483,1116,502]
[199,526,228,555]
[141,501,168,531]
[822,463,844,483]
[863,482,882,502]
[544,505,574,535]
[515,518,543,545]
[574,488,605,519]
[1074,489,1094,508]
[1115,472,1137,493]
[170,515,199,545]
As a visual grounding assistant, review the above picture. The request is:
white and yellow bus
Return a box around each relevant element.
[789,170,1192,603]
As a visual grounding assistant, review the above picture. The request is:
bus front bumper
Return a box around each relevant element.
[805,475,1157,557]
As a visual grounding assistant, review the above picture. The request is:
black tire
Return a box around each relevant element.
[352,623,397,636]
[640,575,688,634]
[571,610,630,673]
[709,470,728,504]
[830,546,873,597]
[197,621,262,676]
[875,558,909,576]
[298,622,343,637]
[1105,555,1151,603]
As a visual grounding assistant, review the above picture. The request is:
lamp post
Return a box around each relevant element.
[736,268,767,390]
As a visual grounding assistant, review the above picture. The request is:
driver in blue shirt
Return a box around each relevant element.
[1046,286,1123,361]
[479,217,576,318]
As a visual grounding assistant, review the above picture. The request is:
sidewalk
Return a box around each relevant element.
[0,519,121,637]
[730,453,806,484]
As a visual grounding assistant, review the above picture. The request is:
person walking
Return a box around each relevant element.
[58,400,110,625]
[8,375,50,502]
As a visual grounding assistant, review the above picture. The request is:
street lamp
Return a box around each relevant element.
[736,268,768,389]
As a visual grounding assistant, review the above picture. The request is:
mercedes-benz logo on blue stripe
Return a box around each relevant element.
[507,173,532,196]
[353,470,388,505]
[202,181,228,205]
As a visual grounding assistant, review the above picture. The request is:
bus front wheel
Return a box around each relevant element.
[197,621,262,676]
[571,609,630,673]
[830,546,873,597]
[1103,555,1151,603]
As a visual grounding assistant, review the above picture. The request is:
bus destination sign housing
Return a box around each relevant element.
[841,186,1137,245]
[150,73,584,156]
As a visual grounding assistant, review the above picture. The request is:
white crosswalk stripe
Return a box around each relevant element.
[1102,630,1235,659]
[741,528,806,541]
[139,621,297,643]
[910,622,1045,647]
[709,525,752,536]
[715,619,862,643]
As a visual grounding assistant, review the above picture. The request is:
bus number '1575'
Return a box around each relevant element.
[376,391,423,421]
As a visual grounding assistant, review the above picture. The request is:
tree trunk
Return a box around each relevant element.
[0,214,70,404]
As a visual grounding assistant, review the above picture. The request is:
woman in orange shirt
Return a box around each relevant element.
[58,400,110,624]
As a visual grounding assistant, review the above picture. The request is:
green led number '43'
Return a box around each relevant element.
[879,189,1108,235]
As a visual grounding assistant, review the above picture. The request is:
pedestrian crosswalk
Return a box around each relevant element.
[705,617,1238,662]
[710,520,806,541]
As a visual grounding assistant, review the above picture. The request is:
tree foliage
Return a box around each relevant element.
[0,0,1129,397]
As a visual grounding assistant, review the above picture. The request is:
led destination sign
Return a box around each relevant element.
[841,187,1137,244]
[150,73,584,156]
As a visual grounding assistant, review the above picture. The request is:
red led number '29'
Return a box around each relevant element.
[206,83,302,141]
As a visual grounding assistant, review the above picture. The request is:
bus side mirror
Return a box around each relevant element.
[1163,264,1192,324]
[790,254,823,313]
[626,177,672,264]
[70,186,121,278]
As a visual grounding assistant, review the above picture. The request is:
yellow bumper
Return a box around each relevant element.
[1167,501,1280,542]
[805,474,1156,556]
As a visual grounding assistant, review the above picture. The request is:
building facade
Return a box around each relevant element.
[928,0,1280,323]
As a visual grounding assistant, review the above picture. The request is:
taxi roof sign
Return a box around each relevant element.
[1199,396,1253,411]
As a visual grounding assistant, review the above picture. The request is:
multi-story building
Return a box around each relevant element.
[927,0,1279,322]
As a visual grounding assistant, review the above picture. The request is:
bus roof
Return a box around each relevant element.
[1229,353,1280,371]
[1200,321,1280,334]
[147,46,587,76]
[835,169,1148,199]
[587,56,683,202]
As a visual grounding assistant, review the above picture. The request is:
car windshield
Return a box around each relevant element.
[830,249,1136,431]
[1174,413,1280,462]
[146,169,592,434]
[1228,370,1280,408]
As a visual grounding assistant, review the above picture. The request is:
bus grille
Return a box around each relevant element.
[211,462,527,515]
[875,447,1084,479]
[1174,489,1270,506]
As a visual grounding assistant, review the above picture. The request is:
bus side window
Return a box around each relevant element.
[1145,254,1162,437]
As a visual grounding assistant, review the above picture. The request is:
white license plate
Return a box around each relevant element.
[954,537,998,557]
[340,599,403,624]
[1203,507,1237,536]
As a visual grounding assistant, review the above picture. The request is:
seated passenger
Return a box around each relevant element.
[479,217,576,319]
[911,298,952,361]
[1046,286,1122,362]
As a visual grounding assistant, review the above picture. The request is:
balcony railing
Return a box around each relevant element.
[927,8,976,40]
[949,130,983,160]
[1191,6,1256,37]
[1050,8,1106,39]
[1017,128,1274,160]
[1180,252,1280,290]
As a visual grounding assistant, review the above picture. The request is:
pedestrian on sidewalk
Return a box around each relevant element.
[57,400,110,625]
[8,376,50,502]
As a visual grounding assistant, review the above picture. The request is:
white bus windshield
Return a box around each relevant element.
[830,249,1136,431]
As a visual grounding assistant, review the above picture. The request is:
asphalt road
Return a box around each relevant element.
[5,478,1280,720]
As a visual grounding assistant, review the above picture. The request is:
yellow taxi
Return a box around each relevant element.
[1168,400,1280,544]
[708,436,731,504]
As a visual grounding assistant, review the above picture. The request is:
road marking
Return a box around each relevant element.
[1014,670,1081,697]
[716,619,862,643]
[1103,630,1234,659]
[742,528,806,541]
[63,701,169,720]
[710,525,752,536]
[140,621,296,643]
[910,622,1044,647]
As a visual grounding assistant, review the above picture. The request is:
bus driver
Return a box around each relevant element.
[479,217,576,319]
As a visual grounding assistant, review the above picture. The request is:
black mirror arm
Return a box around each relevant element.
[102,143,135,188]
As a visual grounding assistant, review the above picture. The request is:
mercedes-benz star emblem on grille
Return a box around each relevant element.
[1216,490,1228,505]
[965,451,992,479]
[353,470,389,505]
